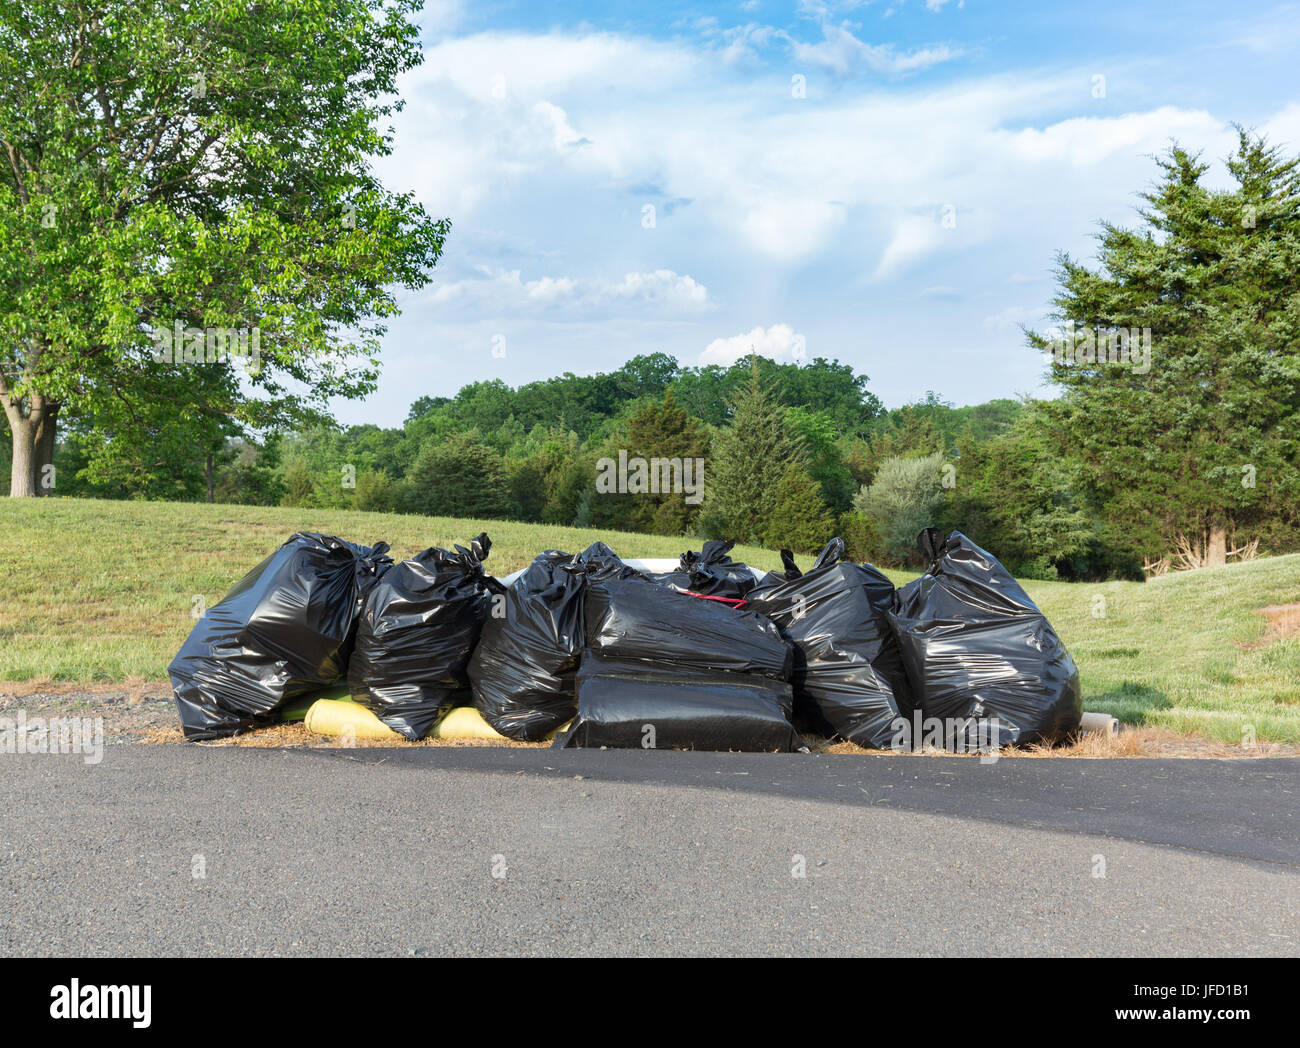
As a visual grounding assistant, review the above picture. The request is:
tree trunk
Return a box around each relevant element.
[1206,524,1227,567]
[206,452,215,503]
[8,415,37,497]
[34,402,59,496]
[4,395,58,497]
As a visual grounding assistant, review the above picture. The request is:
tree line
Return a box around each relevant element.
[2,0,1295,581]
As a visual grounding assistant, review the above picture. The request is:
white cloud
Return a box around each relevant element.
[607,270,710,306]
[701,323,806,365]
[713,23,780,64]
[533,101,590,150]
[741,198,848,259]
[1263,100,1300,153]
[874,214,946,279]
[998,106,1226,166]
[787,24,961,75]
[429,267,710,314]
[421,0,464,37]
[381,28,1292,302]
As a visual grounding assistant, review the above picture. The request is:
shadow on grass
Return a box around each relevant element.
[1083,680,1170,724]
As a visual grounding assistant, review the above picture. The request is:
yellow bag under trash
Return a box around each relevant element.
[303,699,569,742]
[303,698,401,740]
[429,705,513,741]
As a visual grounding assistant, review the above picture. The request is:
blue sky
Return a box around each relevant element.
[339,0,1300,426]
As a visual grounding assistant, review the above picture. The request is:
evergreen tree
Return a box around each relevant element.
[406,431,511,519]
[507,461,548,522]
[590,390,710,536]
[763,466,836,554]
[704,360,806,544]
[939,407,1094,579]
[1031,130,1300,566]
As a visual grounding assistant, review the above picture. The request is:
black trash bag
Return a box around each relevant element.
[556,654,800,752]
[647,539,758,599]
[888,528,1082,748]
[554,569,799,751]
[349,533,504,740]
[468,542,625,741]
[746,537,912,748]
[169,533,393,740]
[583,571,792,678]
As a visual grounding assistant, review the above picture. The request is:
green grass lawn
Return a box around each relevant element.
[2,497,1298,743]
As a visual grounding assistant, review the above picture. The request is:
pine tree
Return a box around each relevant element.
[1031,130,1300,565]
[406,430,511,519]
[705,358,806,543]
[763,466,836,554]
[590,390,710,535]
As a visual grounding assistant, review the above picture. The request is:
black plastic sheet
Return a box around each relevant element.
[888,528,1082,748]
[584,571,792,679]
[648,539,758,599]
[169,533,393,740]
[746,537,911,748]
[556,568,798,751]
[349,534,503,740]
[468,542,623,740]
[556,654,799,751]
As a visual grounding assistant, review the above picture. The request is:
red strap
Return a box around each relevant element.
[684,591,747,608]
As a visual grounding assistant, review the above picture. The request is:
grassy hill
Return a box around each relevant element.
[2,498,1298,743]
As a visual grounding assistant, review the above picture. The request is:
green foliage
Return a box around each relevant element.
[0,0,447,493]
[787,407,856,513]
[507,461,548,523]
[703,364,806,544]
[586,391,710,536]
[763,466,836,554]
[1029,130,1300,563]
[936,405,1095,578]
[406,431,510,519]
[281,464,318,508]
[213,438,286,507]
[837,510,884,564]
[670,356,881,435]
[854,453,945,566]
[352,470,399,514]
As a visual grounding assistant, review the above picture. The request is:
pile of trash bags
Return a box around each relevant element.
[169,526,1081,751]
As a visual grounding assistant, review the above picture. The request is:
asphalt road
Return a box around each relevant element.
[2,746,1296,956]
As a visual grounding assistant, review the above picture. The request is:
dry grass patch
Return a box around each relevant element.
[138,721,548,749]
[818,725,1299,758]
[1247,603,1300,648]
[137,721,1300,757]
